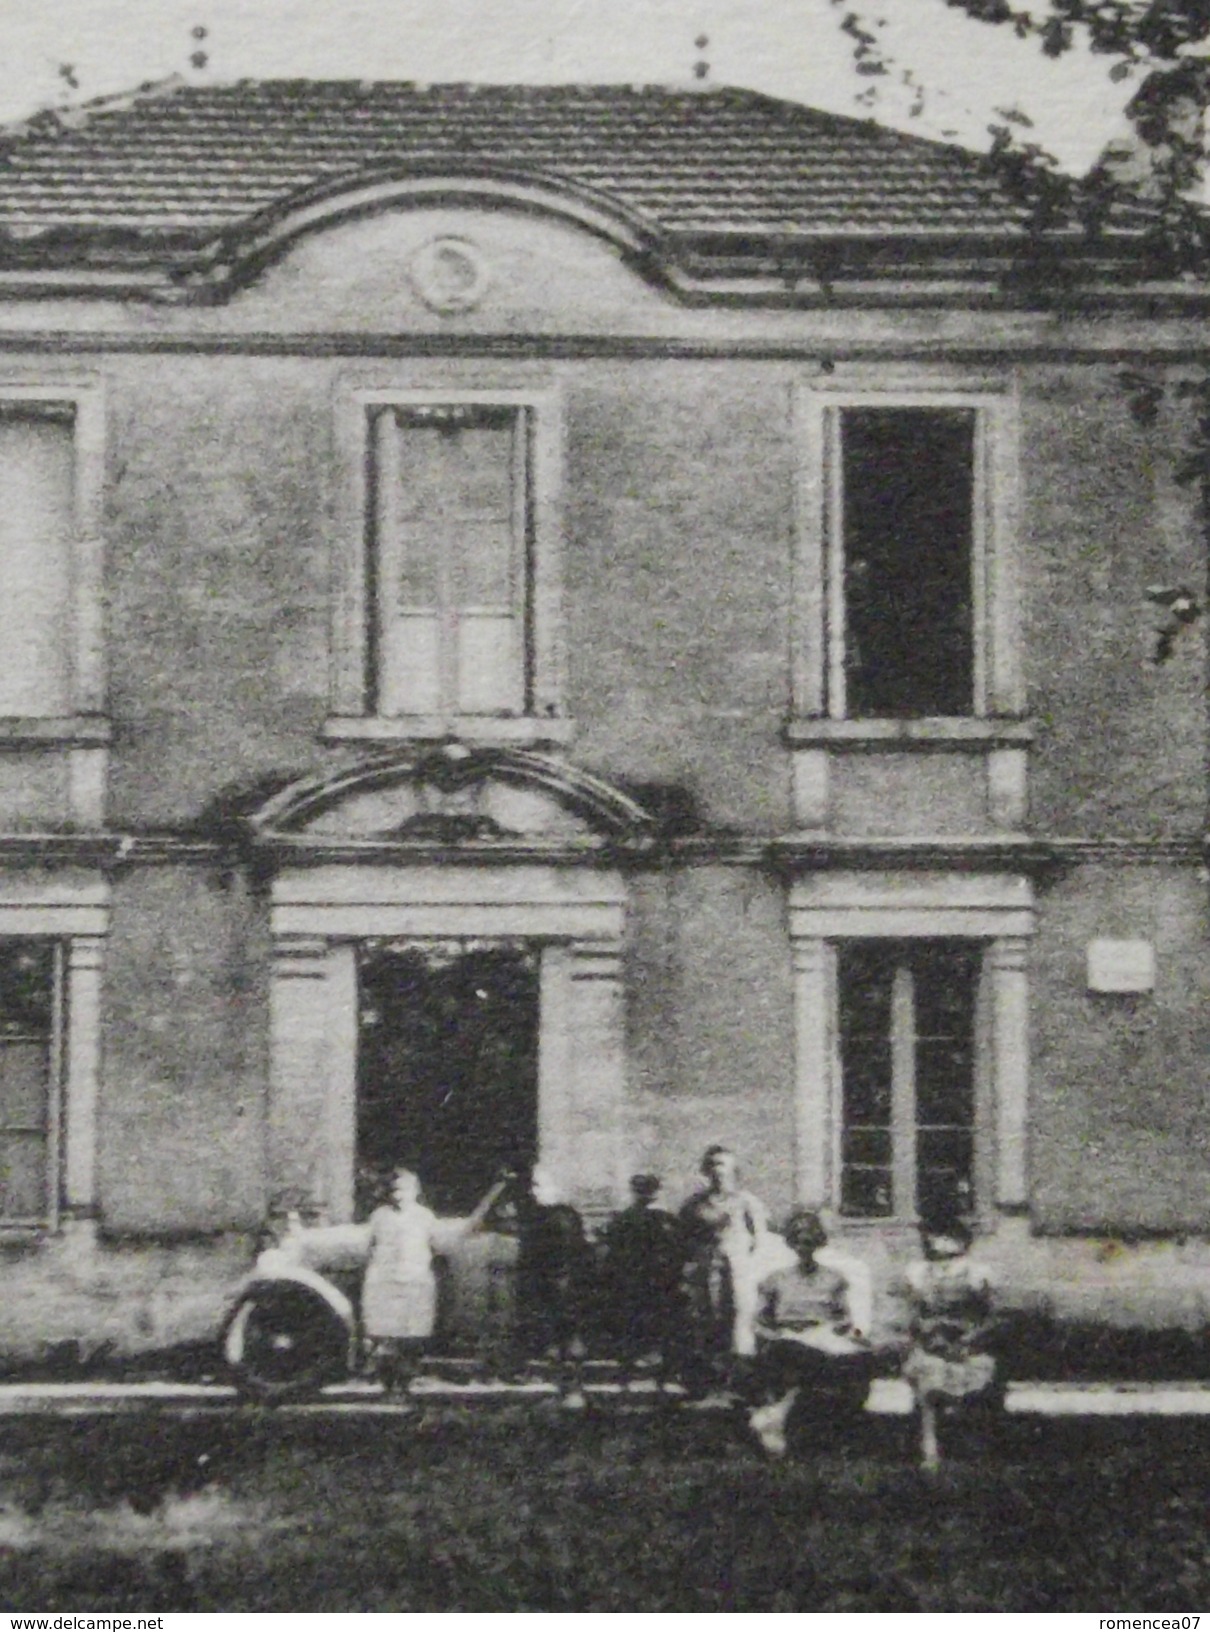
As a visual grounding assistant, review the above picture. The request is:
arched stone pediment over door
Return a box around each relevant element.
[252,748,655,1223]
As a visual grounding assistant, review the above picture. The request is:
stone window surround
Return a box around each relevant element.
[266,863,627,1223]
[791,371,1024,722]
[788,372,1025,829]
[0,872,108,1233]
[326,377,571,748]
[0,382,108,827]
[789,869,1032,1225]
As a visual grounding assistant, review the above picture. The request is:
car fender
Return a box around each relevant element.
[221,1261,356,1367]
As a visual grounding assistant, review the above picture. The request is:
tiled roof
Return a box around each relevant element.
[0,79,1169,304]
[0,79,1052,244]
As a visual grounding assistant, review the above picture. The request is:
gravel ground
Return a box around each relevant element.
[1,1403,1208,1611]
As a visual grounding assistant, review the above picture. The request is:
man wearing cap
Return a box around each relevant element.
[596,1173,685,1378]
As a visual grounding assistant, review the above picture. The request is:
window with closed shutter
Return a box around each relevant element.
[0,407,75,717]
[370,404,532,719]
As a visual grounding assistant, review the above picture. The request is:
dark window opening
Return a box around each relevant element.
[356,943,539,1218]
[840,408,976,718]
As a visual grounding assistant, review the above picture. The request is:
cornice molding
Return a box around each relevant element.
[0,829,1198,876]
[0,834,123,868]
[1050,837,1207,867]
[769,834,1208,875]
[0,210,1199,312]
[0,270,1200,313]
[4,332,1210,364]
[0,716,113,748]
[767,834,1053,875]
[250,835,641,869]
[0,833,223,868]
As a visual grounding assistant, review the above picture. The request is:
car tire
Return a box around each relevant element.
[222,1282,350,1404]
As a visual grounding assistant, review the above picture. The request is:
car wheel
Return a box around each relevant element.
[223,1283,350,1404]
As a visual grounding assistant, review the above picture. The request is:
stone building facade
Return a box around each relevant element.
[0,80,1205,1356]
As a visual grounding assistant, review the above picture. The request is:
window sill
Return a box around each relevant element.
[783,718,1034,751]
[0,1223,52,1247]
[322,715,576,748]
[832,1214,992,1233]
[0,716,111,748]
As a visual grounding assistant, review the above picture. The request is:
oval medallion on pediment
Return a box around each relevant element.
[408,234,490,314]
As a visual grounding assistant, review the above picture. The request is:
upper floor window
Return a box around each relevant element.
[369,403,532,718]
[0,391,104,729]
[0,407,74,716]
[839,408,975,718]
[329,386,566,743]
[0,939,61,1227]
[794,384,1021,724]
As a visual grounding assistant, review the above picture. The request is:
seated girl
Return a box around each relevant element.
[746,1209,876,1458]
[902,1214,1000,1471]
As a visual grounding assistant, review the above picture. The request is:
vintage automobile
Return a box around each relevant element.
[220,1218,522,1402]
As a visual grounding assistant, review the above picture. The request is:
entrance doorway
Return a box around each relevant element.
[355,942,539,1217]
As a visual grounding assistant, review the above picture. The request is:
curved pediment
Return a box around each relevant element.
[215,166,664,299]
[249,746,657,850]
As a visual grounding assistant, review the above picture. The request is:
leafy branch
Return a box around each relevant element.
[832,1,1210,662]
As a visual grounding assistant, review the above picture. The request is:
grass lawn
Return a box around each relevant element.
[1,1404,1208,1611]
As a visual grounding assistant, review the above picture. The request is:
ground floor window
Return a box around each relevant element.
[0,939,62,1226]
[838,939,981,1221]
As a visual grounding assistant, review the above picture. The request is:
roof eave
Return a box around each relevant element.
[0,222,1200,311]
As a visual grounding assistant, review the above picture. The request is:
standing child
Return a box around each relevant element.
[902,1216,1000,1472]
[363,1166,505,1393]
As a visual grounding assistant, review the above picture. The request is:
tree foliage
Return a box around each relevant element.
[833,4,1210,660]
[832,1,1210,271]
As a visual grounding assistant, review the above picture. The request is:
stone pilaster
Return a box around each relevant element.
[792,937,834,1209]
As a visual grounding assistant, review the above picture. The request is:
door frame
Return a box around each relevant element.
[267,862,628,1221]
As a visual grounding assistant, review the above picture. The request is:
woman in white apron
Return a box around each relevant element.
[363,1167,505,1391]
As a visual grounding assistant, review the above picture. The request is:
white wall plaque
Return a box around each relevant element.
[1087,939,1155,993]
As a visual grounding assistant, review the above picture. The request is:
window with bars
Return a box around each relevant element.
[830,406,978,719]
[368,403,533,719]
[838,939,982,1220]
[0,940,61,1226]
